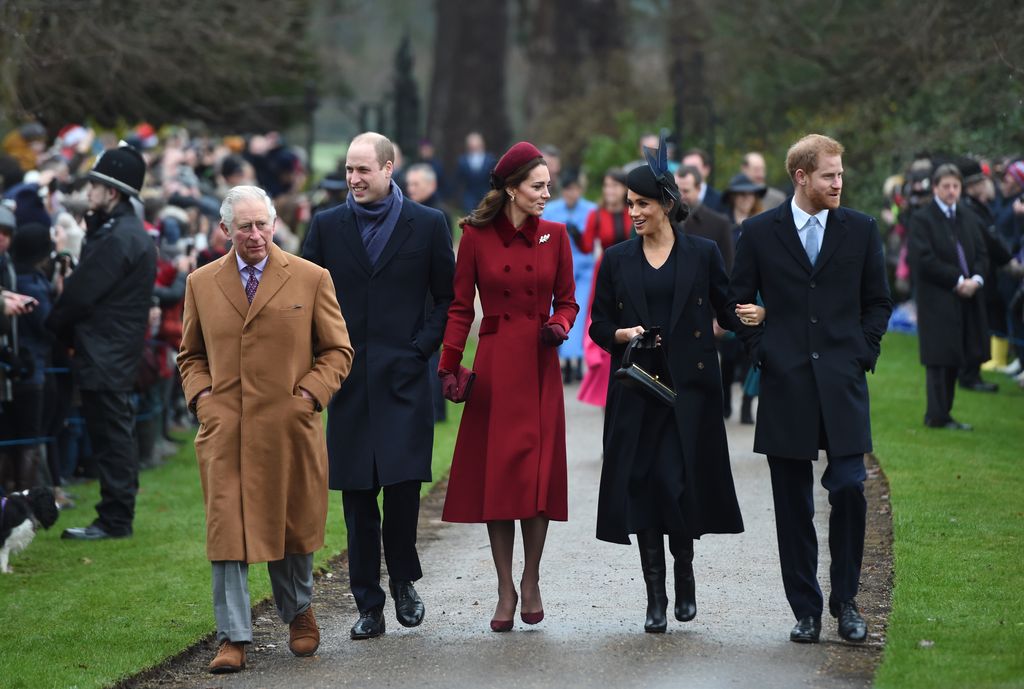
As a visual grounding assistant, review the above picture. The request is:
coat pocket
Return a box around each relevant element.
[479,315,500,336]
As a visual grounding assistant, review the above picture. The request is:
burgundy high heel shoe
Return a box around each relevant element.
[491,593,518,632]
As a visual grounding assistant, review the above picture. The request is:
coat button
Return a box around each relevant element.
[811,352,819,360]
[810,316,818,324]
[504,289,511,297]
[697,297,703,305]
[527,312,535,320]
[697,361,705,370]
[617,302,623,310]
[526,288,534,296]
[694,330,701,338]
[504,265,511,272]
[526,264,534,272]
[809,280,816,288]
[503,313,511,320]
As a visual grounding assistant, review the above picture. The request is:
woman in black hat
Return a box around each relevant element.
[722,172,767,240]
[589,137,754,633]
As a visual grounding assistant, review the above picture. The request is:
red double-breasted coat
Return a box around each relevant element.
[439,213,578,522]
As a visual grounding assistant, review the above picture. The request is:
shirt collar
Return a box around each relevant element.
[934,196,956,216]
[493,212,540,247]
[791,198,829,231]
[236,252,269,275]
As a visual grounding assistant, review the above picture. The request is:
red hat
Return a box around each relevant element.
[491,141,543,186]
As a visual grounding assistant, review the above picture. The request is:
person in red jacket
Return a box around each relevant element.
[438,142,578,632]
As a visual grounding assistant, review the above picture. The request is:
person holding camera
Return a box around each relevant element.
[588,136,747,634]
[46,144,157,540]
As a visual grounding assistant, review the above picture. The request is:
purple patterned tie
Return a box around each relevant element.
[245,265,259,303]
[947,208,970,277]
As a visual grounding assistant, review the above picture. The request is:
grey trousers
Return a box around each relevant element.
[212,553,314,643]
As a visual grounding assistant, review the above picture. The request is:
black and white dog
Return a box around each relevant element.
[1,487,59,573]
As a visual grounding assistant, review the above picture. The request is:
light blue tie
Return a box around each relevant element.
[804,216,820,265]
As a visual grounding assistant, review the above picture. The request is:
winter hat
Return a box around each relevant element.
[10,222,54,268]
[1005,161,1024,190]
[491,142,544,188]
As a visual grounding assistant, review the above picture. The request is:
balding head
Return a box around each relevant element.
[350,132,395,169]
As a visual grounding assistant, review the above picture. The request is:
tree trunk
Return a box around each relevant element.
[426,0,512,178]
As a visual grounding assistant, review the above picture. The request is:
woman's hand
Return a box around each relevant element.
[614,325,645,344]
[735,303,765,327]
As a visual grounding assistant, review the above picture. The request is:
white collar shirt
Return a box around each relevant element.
[791,198,828,257]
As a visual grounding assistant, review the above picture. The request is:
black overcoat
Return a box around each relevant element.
[729,201,893,460]
[907,200,990,367]
[46,201,157,391]
[302,199,455,490]
[589,231,744,545]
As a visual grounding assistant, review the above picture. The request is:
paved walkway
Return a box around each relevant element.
[156,388,875,689]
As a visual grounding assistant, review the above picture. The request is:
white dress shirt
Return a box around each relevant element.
[933,196,984,288]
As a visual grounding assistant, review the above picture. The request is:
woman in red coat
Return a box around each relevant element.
[438,142,578,632]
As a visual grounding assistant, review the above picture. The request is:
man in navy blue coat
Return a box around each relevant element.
[302,132,455,640]
[455,131,497,215]
[729,134,892,645]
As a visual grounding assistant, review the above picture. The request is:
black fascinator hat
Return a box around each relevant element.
[626,132,688,223]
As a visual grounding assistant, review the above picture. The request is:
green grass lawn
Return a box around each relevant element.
[0,342,473,689]
[870,334,1024,689]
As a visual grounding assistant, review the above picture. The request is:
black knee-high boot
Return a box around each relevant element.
[668,533,697,622]
[637,530,668,633]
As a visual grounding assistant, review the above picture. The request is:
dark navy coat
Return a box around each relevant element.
[302,199,455,490]
[729,200,893,459]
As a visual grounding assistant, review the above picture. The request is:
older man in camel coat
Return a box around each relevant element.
[178,185,353,674]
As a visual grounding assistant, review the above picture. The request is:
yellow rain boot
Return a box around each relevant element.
[981,336,1009,371]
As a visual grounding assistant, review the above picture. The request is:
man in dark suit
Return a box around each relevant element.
[302,132,455,640]
[682,148,727,215]
[676,165,734,273]
[907,164,989,429]
[730,134,893,644]
[455,131,497,215]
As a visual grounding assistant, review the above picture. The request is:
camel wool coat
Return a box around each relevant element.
[178,244,353,563]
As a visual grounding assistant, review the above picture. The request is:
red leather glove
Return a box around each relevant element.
[438,366,476,403]
[539,322,568,347]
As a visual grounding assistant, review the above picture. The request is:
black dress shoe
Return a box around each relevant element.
[389,580,425,628]
[835,600,867,642]
[61,524,129,540]
[924,417,973,431]
[789,615,821,643]
[350,608,385,640]
[959,379,998,393]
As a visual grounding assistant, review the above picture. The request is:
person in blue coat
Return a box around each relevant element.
[302,132,455,641]
[543,169,596,381]
[729,134,893,645]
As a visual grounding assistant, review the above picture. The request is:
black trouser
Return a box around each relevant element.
[768,453,866,620]
[343,479,423,613]
[925,365,958,424]
[80,389,138,535]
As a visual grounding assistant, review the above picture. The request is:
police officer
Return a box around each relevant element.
[48,144,157,540]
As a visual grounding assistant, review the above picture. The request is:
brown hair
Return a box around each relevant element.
[785,134,844,181]
[460,157,546,228]
[931,163,962,186]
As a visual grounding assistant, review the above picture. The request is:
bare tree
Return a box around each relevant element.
[1,0,316,131]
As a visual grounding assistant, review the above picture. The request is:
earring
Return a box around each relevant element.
[509,192,516,201]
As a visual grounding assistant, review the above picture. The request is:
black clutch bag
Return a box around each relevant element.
[613,331,676,407]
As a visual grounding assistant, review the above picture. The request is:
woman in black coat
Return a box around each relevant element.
[589,140,755,633]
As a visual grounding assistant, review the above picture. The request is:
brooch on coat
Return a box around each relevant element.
[539,233,550,244]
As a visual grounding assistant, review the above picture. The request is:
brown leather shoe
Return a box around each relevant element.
[289,607,320,657]
[208,641,246,674]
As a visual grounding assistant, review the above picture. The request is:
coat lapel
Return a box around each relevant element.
[811,208,847,276]
[771,203,814,274]
[371,203,415,275]
[337,206,373,275]
[244,245,291,328]
[669,231,698,332]
[621,240,652,326]
[215,250,251,320]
